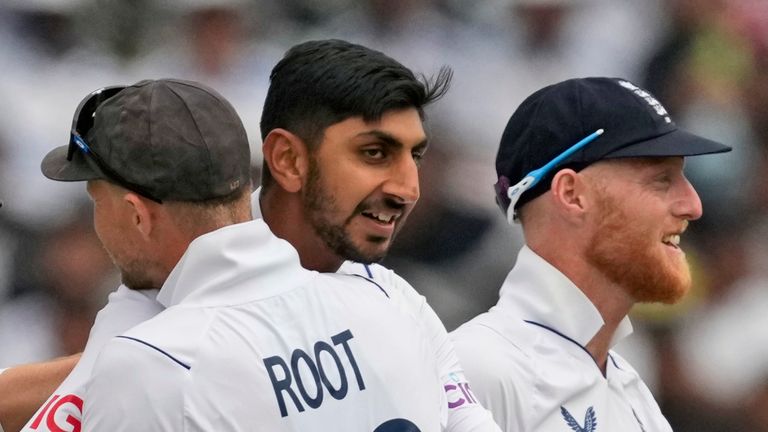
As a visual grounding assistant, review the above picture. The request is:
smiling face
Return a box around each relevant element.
[582,157,702,304]
[301,108,427,264]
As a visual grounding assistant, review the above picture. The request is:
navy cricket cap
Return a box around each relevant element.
[494,77,732,215]
[41,78,251,202]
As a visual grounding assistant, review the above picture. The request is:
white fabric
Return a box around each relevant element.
[83,220,447,431]
[338,263,500,432]
[23,189,499,432]
[254,191,500,432]
[451,246,671,432]
[20,287,162,432]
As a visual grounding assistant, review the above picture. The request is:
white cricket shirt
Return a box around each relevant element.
[451,246,673,432]
[21,188,499,432]
[20,286,162,432]
[338,263,499,432]
[83,219,447,431]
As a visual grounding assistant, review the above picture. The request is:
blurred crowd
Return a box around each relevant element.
[1,0,768,430]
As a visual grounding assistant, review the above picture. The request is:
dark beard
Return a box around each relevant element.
[302,158,387,264]
[585,191,692,304]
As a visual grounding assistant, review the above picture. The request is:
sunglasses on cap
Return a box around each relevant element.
[69,86,163,203]
[494,128,604,225]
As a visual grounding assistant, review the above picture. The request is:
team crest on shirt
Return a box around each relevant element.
[560,405,597,432]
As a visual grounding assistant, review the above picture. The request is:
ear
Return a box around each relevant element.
[550,169,590,223]
[262,128,310,193]
[123,193,155,240]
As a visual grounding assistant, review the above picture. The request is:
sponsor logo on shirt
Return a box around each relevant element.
[444,372,479,409]
[26,394,83,432]
[263,329,365,417]
[561,405,597,432]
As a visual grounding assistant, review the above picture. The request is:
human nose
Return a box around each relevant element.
[382,156,420,204]
[673,176,703,221]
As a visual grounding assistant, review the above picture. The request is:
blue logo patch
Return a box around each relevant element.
[373,419,421,432]
[561,406,597,432]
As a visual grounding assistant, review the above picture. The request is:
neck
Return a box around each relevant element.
[153,200,252,289]
[141,237,191,291]
[580,272,634,374]
[260,187,344,273]
[529,240,634,375]
[584,304,630,374]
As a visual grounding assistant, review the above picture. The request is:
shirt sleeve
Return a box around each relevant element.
[374,266,502,432]
[74,286,165,379]
[18,286,165,432]
[83,336,188,431]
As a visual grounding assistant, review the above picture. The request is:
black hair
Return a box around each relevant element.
[259,39,452,189]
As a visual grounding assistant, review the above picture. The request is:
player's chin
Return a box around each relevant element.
[351,236,391,264]
[635,262,691,305]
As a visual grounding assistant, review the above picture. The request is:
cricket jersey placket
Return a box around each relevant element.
[452,246,673,431]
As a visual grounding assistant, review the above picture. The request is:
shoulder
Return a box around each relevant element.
[85,335,187,429]
[452,312,534,383]
[338,261,403,285]
[607,350,641,376]
[607,350,654,396]
[339,261,419,298]
[451,313,534,431]
[114,304,221,374]
[606,350,672,429]
[91,286,164,337]
[311,270,398,304]
[95,333,190,374]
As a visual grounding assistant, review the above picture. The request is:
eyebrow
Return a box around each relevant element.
[355,130,429,151]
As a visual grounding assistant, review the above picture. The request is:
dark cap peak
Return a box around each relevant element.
[42,78,251,202]
[494,77,731,216]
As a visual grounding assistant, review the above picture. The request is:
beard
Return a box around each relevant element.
[119,264,157,291]
[302,157,399,264]
[585,191,692,304]
[103,245,158,291]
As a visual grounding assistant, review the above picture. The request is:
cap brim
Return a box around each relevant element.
[602,128,731,159]
[40,145,103,181]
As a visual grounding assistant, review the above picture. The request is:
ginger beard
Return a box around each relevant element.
[585,189,692,304]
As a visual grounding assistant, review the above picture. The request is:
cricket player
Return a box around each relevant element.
[2,40,499,431]
[42,77,447,430]
[451,77,732,431]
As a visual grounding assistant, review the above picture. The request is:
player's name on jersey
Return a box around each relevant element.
[263,329,365,418]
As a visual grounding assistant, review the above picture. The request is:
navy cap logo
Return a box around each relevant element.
[617,80,672,124]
